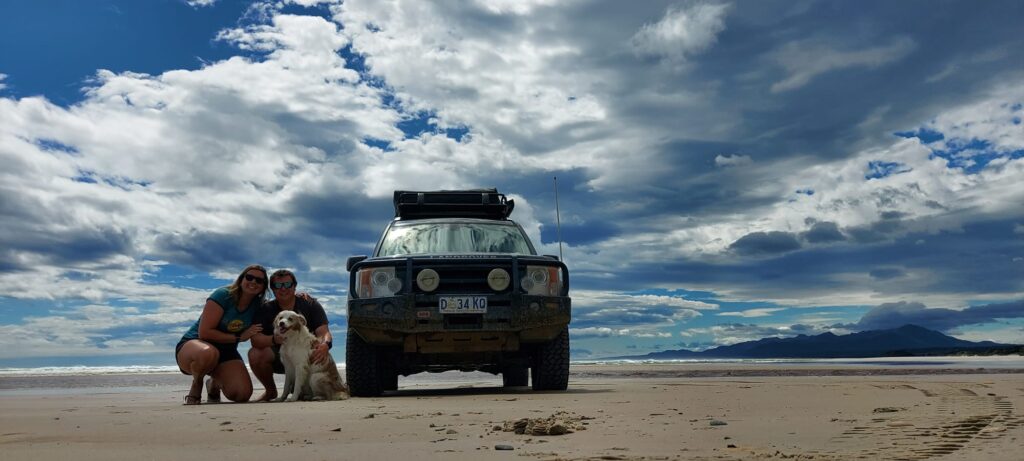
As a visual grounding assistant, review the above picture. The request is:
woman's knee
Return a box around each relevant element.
[224,381,253,402]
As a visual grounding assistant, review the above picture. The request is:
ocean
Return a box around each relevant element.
[1,356,1022,396]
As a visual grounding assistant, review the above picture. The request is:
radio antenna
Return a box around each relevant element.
[554,176,563,261]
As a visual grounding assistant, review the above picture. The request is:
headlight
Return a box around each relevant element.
[521,265,562,296]
[356,266,402,298]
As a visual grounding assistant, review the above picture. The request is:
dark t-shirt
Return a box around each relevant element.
[256,296,329,336]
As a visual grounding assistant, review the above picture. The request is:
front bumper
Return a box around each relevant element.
[348,293,571,350]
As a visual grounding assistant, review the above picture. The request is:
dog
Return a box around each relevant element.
[273,310,349,402]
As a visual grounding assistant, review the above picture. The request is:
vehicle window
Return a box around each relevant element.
[378,222,534,256]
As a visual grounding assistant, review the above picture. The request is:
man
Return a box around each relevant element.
[248,269,333,402]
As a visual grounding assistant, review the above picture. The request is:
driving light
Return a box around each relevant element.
[416,268,440,292]
[487,268,510,291]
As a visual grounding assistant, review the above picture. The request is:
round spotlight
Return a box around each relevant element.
[416,268,440,292]
[487,268,510,291]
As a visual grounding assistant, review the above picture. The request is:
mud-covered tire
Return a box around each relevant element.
[346,328,382,397]
[502,365,529,387]
[532,327,569,391]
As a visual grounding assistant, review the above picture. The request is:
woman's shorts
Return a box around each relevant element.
[175,338,243,375]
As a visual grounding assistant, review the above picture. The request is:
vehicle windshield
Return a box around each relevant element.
[377,221,534,256]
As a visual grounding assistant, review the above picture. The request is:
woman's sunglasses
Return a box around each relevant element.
[243,273,266,285]
[272,281,295,290]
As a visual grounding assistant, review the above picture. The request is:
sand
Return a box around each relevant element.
[2,363,1023,460]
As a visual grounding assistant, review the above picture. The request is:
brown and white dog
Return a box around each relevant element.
[273,310,349,402]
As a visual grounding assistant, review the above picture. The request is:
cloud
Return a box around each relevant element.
[2,1,1024,362]
[770,36,916,92]
[0,73,7,91]
[680,323,834,346]
[630,2,731,65]
[716,307,787,318]
[801,221,845,243]
[570,289,715,331]
[729,231,801,256]
[185,0,218,7]
[714,153,752,167]
[570,326,672,339]
[854,300,1024,332]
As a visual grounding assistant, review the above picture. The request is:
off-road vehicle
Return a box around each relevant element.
[345,189,571,396]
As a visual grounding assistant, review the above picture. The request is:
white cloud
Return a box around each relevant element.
[717,307,787,318]
[770,37,916,93]
[570,326,672,339]
[715,153,752,167]
[631,2,731,66]
[185,0,218,7]
[0,73,7,91]
[923,83,1024,153]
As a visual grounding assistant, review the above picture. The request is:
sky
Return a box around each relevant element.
[0,0,1022,368]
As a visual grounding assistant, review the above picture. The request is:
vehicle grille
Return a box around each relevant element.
[410,260,513,295]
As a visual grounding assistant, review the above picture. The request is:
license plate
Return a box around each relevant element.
[439,296,487,314]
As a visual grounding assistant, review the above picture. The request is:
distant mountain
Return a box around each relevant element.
[608,325,1022,360]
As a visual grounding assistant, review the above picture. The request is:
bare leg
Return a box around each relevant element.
[205,377,221,403]
[176,340,219,405]
[248,346,277,402]
[210,360,253,402]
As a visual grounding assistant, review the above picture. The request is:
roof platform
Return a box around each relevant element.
[393,189,515,220]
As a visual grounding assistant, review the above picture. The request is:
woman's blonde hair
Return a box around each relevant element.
[227,264,269,305]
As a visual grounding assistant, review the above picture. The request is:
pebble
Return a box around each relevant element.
[710,420,728,426]
[495,444,514,450]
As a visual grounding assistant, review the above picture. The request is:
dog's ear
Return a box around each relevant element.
[298,315,307,327]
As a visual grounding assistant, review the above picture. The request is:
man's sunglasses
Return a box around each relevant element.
[243,274,266,285]
[272,281,295,290]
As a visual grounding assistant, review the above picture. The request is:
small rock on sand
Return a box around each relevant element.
[494,444,514,450]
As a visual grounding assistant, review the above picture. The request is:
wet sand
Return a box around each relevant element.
[1,363,1022,460]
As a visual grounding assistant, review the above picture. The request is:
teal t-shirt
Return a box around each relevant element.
[180,286,260,343]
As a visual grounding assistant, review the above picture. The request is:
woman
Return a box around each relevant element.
[175,264,268,405]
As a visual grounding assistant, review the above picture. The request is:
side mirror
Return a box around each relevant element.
[543,254,560,261]
[346,255,368,272]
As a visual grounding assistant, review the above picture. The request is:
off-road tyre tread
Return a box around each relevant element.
[346,327,382,397]
[532,327,569,391]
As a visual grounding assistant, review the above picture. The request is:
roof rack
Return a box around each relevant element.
[393,189,515,220]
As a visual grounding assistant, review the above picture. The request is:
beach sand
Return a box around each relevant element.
[2,363,1023,460]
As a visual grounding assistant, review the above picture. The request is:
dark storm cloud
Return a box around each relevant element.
[152,230,256,271]
[854,300,1024,333]
[572,219,1024,302]
[801,221,845,243]
[729,231,802,256]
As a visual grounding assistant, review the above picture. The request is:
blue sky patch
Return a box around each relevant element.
[865,160,912,179]
[894,128,944,144]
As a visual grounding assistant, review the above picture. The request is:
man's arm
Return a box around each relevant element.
[251,305,278,349]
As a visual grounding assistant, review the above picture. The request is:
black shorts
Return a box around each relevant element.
[175,338,243,375]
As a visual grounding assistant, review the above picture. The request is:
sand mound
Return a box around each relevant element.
[497,411,593,436]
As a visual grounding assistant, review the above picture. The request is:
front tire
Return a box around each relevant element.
[346,328,382,397]
[532,327,569,391]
